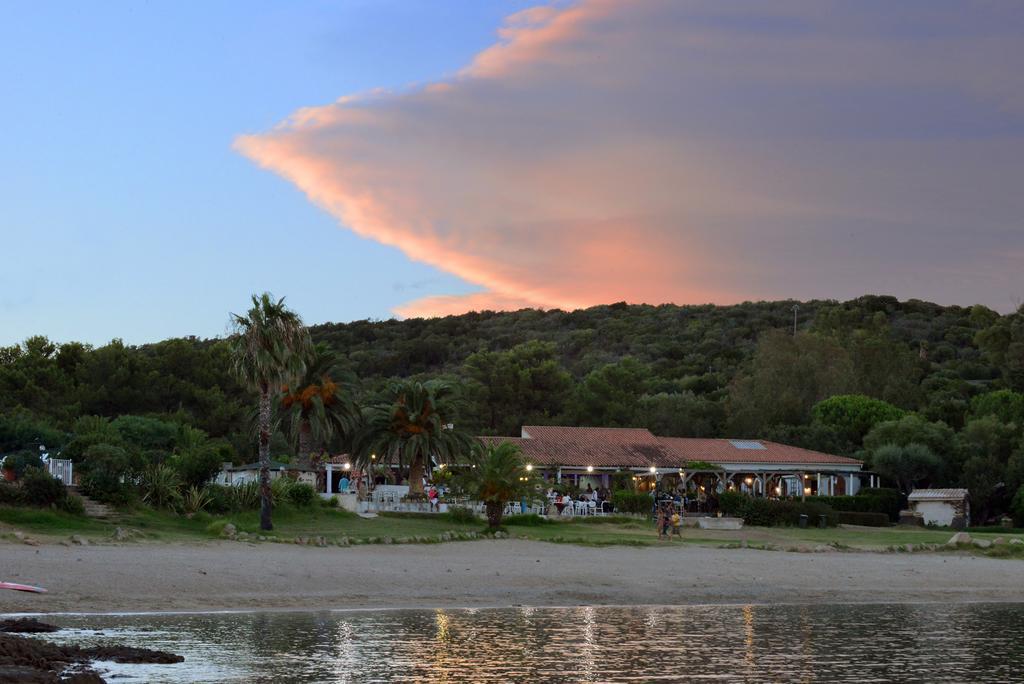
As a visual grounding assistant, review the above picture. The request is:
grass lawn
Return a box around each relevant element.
[2,504,1021,557]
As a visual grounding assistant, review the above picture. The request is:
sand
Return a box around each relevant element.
[1,539,1021,614]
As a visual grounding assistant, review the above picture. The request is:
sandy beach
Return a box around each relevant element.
[2,539,1022,614]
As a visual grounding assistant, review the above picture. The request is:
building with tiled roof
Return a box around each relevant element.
[480,426,869,497]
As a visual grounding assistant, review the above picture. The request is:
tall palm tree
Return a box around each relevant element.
[457,441,540,528]
[229,293,310,530]
[279,343,359,466]
[353,380,471,497]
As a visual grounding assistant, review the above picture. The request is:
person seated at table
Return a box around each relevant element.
[561,493,573,515]
[554,493,566,514]
[584,485,595,501]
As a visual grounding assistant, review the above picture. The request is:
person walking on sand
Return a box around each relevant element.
[671,509,682,540]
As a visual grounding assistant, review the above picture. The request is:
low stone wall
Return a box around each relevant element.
[696,517,745,530]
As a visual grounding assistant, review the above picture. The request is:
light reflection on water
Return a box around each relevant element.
[29,603,1024,683]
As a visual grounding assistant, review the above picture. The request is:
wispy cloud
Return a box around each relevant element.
[236,0,1024,316]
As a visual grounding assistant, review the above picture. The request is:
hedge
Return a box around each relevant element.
[837,511,890,527]
[806,488,903,521]
[719,492,838,527]
[611,491,654,515]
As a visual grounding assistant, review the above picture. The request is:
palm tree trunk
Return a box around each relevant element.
[485,501,503,529]
[259,387,273,531]
[408,453,426,496]
[298,420,312,468]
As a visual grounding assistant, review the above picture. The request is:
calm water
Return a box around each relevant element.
[21,603,1024,682]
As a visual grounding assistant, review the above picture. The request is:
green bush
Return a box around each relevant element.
[287,482,317,507]
[202,484,234,514]
[320,495,340,508]
[717,491,746,516]
[611,491,654,515]
[1012,487,1024,528]
[2,451,44,479]
[0,482,27,506]
[20,468,67,507]
[446,506,478,524]
[79,443,136,506]
[140,464,183,510]
[182,485,212,515]
[60,494,85,515]
[171,444,224,489]
[837,511,890,527]
[726,495,838,527]
[806,488,904,522]
[230,481,261,510]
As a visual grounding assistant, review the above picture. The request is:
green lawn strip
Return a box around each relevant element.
[0,506,114,537]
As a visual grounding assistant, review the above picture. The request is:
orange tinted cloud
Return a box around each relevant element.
[237,0,1024,316]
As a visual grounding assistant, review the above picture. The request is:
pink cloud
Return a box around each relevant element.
[236,0,1024,316]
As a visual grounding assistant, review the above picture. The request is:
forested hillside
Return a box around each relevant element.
[3,295,1024,521]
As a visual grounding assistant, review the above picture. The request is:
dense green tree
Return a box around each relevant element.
[229,293,310,531]
[969,389,1024,426]
[353,380,472,497]
[462,341,572,435]
[570,357,651,427]
[811,395,906,445]
[638,392,724,437]
[871,443,941,494]
[728,331,853,434]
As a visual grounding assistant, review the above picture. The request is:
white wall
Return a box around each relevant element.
[913,501,956,527]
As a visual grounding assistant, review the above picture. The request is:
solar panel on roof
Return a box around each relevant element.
[729,440,766,450]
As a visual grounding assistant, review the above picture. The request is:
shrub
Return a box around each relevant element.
[287,482,317,507]
[837,511,890,527]
[79,443,136,506]
[182,485,212,515]
[171,444,224,489]
[611,491,654,515]
[2,451,44,479]
[270,477,294,505]
[20,468,67,507]
[230,481,261,510]
[202,484,233,514]
[806,488,904,522]
[717,491,746,516]
[446,506,478,524]
[320,495,340,508]
[140,464,183,510]
[1012,487,1024,528]
[0,482,27,506]
[60,494,85,515]
[727,495,838,527]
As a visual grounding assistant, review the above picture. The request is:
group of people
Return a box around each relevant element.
[655,502,683,540]
[545,484,613,516]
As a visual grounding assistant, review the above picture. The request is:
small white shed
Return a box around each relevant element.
[908,488,970,529]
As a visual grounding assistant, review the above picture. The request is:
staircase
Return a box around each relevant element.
[67,487,120,521]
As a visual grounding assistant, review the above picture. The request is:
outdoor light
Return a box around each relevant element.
[525,464,534,472]
[744,477,753,485]
[649,466,657,474]
[371,454,377,460]
[804,487,812,495]
[775,486,782,495]
[342,462,351,471]
[586,465,594,473]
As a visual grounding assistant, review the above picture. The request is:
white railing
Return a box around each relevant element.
[46,458,73,483]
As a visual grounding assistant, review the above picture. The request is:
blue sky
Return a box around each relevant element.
[3,1,1022,347]
[0,1,533,345]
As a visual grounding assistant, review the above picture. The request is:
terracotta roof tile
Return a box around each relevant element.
[477,427,861,469]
